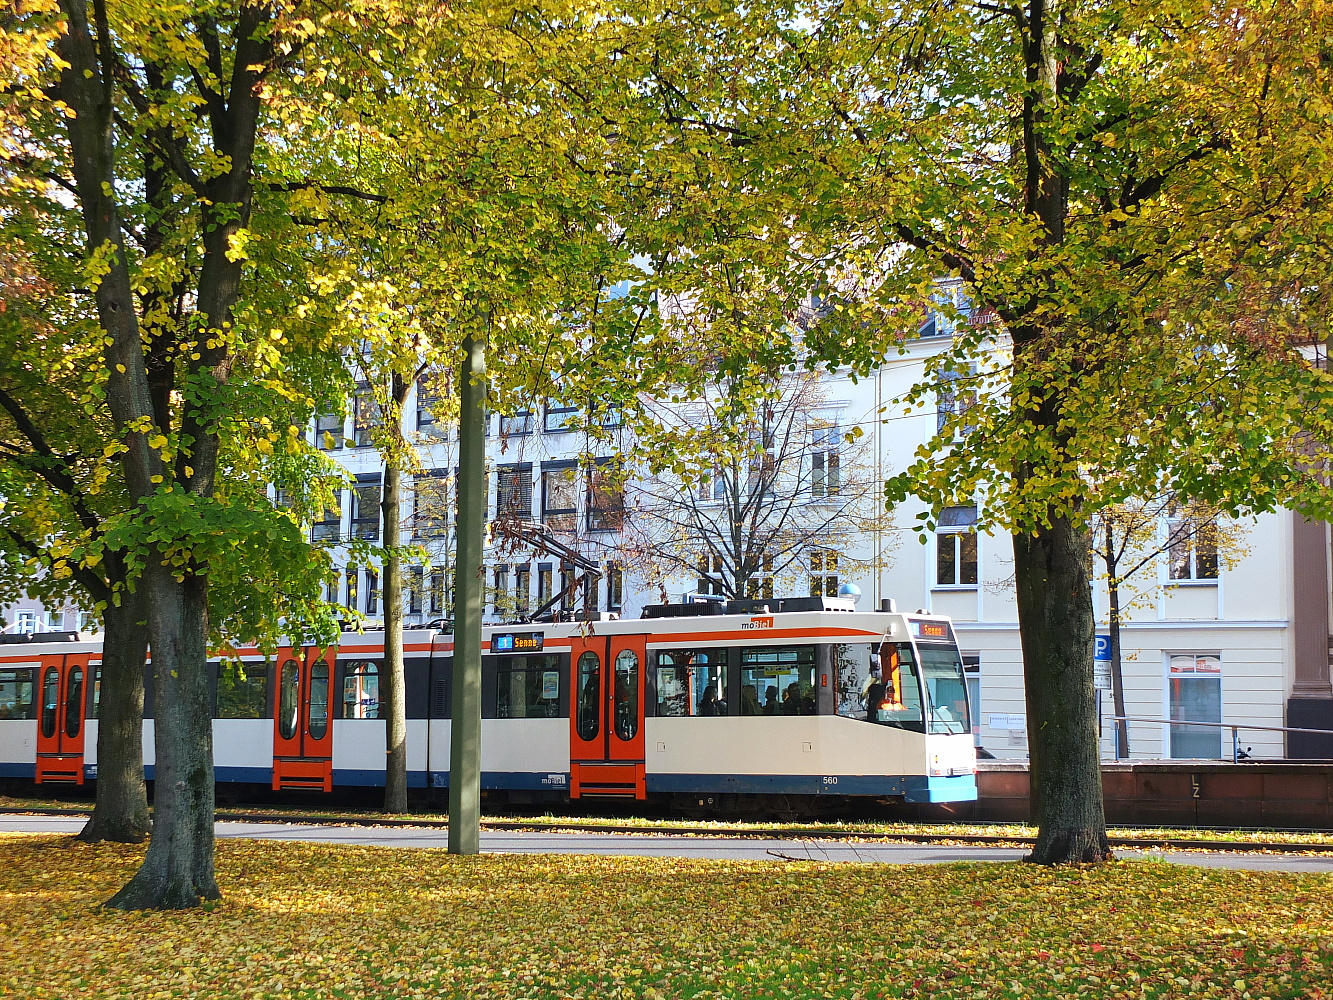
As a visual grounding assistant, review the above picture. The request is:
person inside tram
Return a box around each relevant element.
[781,682,801,715]
[740,684,760,716]
[865,677,885,723]
[698,686,721,717]
[762,685,780,715]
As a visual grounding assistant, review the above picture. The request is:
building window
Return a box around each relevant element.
[809,422,841,498]
[44,610,64,631]
[746,554,774,600]
[76,610,98,632]
[936,364,978,437]
[496,463,533,522]
[413,470,450,539]
[936,505,978,587]
[416,378,443,437]
[591,405,623,428]
[407,566,423,615]
[747,427,776,496]
[808,549,839,597]
[537,563,553,607]
[515,563,531,614]
[698,466,727,503]
[345,568,359,614]
[352,477,381,542]
[697,553,724,597]
[312,498,343,543]
[1169,653,1222,759]
[606,562,623,612]
[14,610,37,634]
[586,461,623,532]
[544,401,578,433]
[430,572,447,616]
[353,385,379,447]
[541,463,577,532]
[366,569,380,616]
[559,564,576,612]
[962,654,981,746]
[1167,507,1219,581]
[493,565,510,616]
[499,409,532,437]
[315,408,344,451]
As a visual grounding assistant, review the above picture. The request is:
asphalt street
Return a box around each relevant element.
[5,814,1333,871]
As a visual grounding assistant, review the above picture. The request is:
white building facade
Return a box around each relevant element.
[8,326,1329,763]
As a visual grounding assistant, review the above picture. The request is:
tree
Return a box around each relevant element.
[1091,495,1248,758]
[0,242,150,843]
[657,0,1333,864]
[2,0,365,907]
[628,365,892,602]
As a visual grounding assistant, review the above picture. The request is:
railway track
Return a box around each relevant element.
[5,805,1333,854]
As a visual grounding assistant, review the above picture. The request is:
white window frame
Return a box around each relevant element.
[1162,651,1223,760]
[934,506,979,589]
[1163,509,1220,585]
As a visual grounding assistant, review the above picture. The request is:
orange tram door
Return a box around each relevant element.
[272,646,334,792]
[568,632,647,800]
[35,652,90,784]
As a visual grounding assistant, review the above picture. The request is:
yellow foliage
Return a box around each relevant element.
[0,834,1331,999]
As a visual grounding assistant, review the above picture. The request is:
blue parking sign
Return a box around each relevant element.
[1094,635,1112,661]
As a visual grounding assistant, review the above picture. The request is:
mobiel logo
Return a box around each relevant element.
[742,616,774,630]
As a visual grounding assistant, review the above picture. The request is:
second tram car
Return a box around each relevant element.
[0,597,977,808]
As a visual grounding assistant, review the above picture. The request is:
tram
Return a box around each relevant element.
[0,596,977,809]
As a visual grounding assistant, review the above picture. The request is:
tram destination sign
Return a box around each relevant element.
[491,632,544,652]
[910,619,954,642]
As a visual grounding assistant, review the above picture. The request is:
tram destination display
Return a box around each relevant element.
[491,632,544,652]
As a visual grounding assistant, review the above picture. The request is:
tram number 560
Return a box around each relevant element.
[822,776,839,786]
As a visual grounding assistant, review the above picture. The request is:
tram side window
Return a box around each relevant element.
[739,646,816,716]
[656,650,729,717]
[342,660,381,719]
[217,662,268,719]
[0,669,35,720]
[833,642,925,731]
[496,655,561,719]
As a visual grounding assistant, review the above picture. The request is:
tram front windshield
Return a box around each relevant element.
[917,645,970,735]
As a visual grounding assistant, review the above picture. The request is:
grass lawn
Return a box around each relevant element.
[2,834,1332,999]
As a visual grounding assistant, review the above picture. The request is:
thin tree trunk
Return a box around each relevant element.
[77,592,150,843]
[382,370,408,811]
[450,335,486,855]
[105,563,217,908]
[1104,523,1129,759]
[1014,516,1111,864]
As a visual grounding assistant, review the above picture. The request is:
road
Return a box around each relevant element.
[5,815,1333,872]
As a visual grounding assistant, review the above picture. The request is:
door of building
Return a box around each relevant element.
[568,632,645,799]
[272,646,334,791]
[35,653,89,784]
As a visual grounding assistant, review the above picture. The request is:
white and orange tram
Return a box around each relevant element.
[0,597,977,808]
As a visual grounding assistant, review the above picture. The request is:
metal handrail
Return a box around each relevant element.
[1109,715,1333,763]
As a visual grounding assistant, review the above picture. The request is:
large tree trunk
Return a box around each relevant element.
[382,452,408,813]
[77,592,150,843]
[1014,516,1111,864]
[449,336,486,855]
[105,563,217,909]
